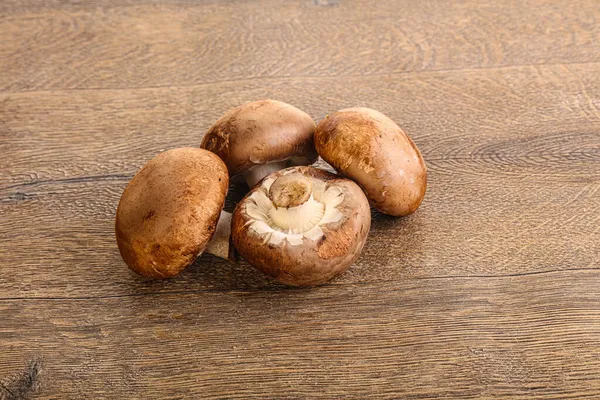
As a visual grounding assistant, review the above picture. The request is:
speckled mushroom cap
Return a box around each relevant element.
[314,107,427,216]
[200,99,317,177]
[115,148,229,279]
[232,166,371,287]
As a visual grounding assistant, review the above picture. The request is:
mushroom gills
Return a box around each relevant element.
[243,173,345,246]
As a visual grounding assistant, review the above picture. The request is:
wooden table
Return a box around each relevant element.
[2,1,599,398]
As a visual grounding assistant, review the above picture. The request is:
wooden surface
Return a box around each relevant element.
[1,0,599,398]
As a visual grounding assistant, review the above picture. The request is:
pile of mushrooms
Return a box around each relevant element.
[116,100,427,286]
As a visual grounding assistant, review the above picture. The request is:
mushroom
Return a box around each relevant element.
[200,99,317,188]
[231,166,371,286]
[115,148,231,279]
[314,107,427,216]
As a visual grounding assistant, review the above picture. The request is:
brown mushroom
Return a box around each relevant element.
[314,107,427,216]
[232,166,371,286]
[115,148,231,279]
[200,99,317,188]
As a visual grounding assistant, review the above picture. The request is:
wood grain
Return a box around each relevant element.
[2,63,598,300]
[1,0,599,92]
[2,0,600,398]
[2,164,599,299]
[1,272,600,399]
[2,63,599,187]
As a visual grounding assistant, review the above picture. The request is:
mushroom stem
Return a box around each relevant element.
[267,172,325,233]
[244,161,288,188]
[205,210,232,260]
[269,195,325,233]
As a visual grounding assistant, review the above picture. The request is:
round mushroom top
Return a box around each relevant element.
[115,148,229,279]
[200,99,317,176]
[232,166,371,286]
[314,107,427,216]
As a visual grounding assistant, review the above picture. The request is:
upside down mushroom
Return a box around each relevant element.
[232,166,371,286]
[315,107,427,216]
[115,148,232,279]
[200,99,317,187]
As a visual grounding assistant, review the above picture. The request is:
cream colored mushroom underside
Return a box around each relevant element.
[244,174,345,246]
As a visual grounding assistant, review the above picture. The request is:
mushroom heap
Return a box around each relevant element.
[116,100,427,286]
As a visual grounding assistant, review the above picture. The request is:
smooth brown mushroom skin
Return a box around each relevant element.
[200,99,318,177]
[115,148,229,279]
[232,166,371,287]
[314,107,427,216]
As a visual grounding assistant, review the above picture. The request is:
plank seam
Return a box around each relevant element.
[0,268,597,302]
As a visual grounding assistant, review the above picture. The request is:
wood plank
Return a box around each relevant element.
[1,63,599,299]
[2,1,600,399]
[1,271,600,399]
[2,63,599,187]
[1,0,599,92]
[2,162,599,299]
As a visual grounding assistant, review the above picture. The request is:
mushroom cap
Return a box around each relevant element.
[200,99,317,177]
[314,107,427,216]
[115,148,229,279]
[232,166,371,286]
